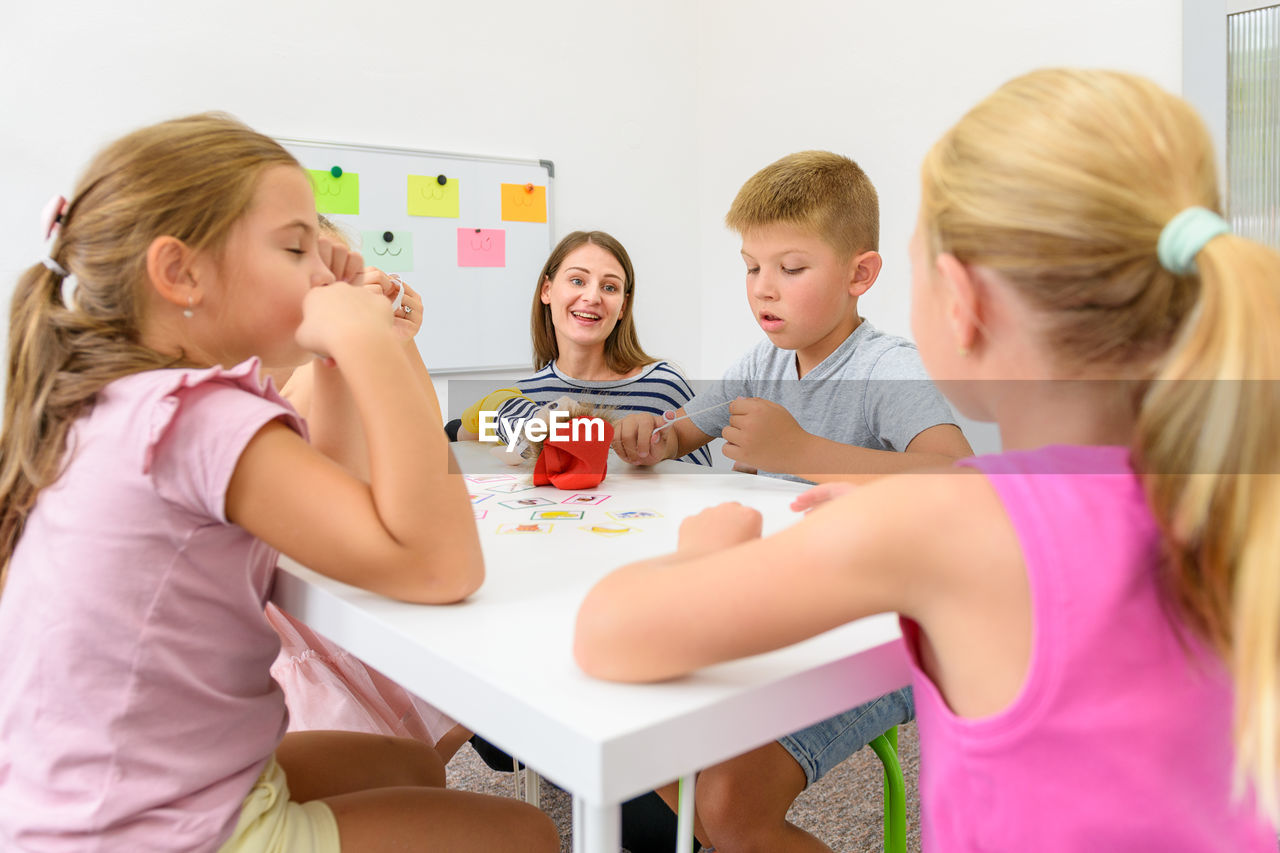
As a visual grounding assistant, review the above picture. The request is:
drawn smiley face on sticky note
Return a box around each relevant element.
[308,169,359,215]
[361,230,414,273]
[407,175,460,218]
[457,228,506,267]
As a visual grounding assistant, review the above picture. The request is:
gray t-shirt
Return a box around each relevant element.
[686,320,956,481]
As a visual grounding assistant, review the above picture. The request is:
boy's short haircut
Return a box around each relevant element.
[725,150,879,258]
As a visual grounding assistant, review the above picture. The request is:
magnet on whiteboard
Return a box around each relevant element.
[330,166,343,178]
[436,174,448,185]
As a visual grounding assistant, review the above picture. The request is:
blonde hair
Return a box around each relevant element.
[725,150,879,258]
[317,213,352,246]
[921,68,1280,819]
[530,230,655,373]
[1,113,299,583]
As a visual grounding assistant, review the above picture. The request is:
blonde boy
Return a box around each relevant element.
[614,151,971,851]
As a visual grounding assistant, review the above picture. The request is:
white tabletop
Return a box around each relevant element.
[272,441,910,843]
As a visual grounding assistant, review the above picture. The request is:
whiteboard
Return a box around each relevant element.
[277,137,555,373]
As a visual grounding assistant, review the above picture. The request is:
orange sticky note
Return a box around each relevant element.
[500,182,547,223]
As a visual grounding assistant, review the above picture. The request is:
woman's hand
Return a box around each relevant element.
[612,411,679,465]
[677,502,763,557]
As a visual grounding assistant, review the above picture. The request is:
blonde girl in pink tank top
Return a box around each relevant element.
[574,69,1280,850]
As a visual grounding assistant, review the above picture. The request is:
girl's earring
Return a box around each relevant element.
[183,297,194,319]
[957,345,970,357]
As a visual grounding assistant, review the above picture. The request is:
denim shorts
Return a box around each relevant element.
[778,686,915,787]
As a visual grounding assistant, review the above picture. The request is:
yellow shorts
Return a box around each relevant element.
[217,755,341,853]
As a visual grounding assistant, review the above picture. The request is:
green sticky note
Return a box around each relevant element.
[407,175,460,218]
[308,169,359,215]
[362,230,414,273]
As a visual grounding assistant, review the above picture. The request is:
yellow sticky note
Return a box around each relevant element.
[500,183,547,223]
[308,170,359,215]
[407,175,460,218]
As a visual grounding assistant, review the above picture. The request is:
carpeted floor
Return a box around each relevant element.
[446,722,922,852]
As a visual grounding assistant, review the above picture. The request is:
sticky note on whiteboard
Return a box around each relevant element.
[500,183,547,223]
[308,170,359,215]
[362,230,414,273]
[458,228,506,267]
[407,175,460,218]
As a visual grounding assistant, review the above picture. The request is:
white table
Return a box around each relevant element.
[271,441,910,852]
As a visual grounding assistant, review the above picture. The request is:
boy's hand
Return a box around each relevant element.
[296,282,395,359]
[791,482,857,512]
[612,411,678,466]
[721,397,811,473]
[677,502,762,557]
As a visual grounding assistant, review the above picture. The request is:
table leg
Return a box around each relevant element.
[572,795,621,853]
[676,773,697,853]
[526,770,541,808]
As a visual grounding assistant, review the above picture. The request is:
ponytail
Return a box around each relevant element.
[921,68,1280,820]
[1136,233,1280,820]
[0,261,173,587]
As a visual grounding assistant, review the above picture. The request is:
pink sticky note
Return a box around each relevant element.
[458,228,506,267]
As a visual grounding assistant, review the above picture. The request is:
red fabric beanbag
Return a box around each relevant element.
[532,417,615,490]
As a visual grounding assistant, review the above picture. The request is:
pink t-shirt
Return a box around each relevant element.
[903,445,1275,850]
[0,360,305,852]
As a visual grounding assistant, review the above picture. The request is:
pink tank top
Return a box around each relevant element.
[903,444,1275,850]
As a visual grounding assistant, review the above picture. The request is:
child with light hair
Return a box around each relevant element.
[581,70,1280,849]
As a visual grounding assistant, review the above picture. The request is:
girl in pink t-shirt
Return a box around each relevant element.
[0,115,557,853]
[574,70,1280,850]
[263,216,472,763]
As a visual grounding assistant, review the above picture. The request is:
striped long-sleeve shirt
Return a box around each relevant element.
[495,360,713,467]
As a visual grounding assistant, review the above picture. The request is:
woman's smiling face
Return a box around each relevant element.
[539,242,628,354]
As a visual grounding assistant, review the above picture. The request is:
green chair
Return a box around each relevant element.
[676,724,906,853]
[869,725,906,853]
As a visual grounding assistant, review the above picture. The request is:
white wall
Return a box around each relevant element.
[0,0,702,414]
[1,0,1184,452]
[691,0,1182,452]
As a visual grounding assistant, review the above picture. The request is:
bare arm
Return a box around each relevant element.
[574,468,1019,686]
[281,269,429,480]
[720,398,974,482]
[227,282,481,604]
[799,423,974,484]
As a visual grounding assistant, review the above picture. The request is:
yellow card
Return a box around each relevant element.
[407,175,460,218]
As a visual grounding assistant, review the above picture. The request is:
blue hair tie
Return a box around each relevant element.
[1157,207,1230,275]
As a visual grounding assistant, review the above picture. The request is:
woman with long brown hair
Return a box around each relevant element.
[458,230,711,466]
